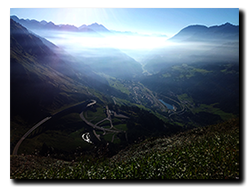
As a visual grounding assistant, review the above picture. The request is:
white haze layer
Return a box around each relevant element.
[31,29,239,65]
[31,29,168,62]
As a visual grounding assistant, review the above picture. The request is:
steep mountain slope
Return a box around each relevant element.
[11,15,143,79]
[11,118,239,179]
[143,23,239,74]
[11,19,142,158]
[10,19,131,129]
[10,20,93,154]
[11,19,89,118]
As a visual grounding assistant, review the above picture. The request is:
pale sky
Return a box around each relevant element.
[10,8,239,38]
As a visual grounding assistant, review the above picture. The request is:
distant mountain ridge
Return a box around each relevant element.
[10,15,167,38]
[11,16,143,79]
[143,22,239,73]
[169,22,239,42]
[11,15,101,33]
[79,22,110,33]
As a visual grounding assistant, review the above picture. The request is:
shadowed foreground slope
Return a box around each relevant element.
[11,118,239,179]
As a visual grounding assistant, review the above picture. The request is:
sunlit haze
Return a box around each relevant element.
[10,8,239,62]
[9,7,240,179]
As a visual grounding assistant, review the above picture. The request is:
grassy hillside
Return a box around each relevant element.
[10,19,133,153]
[12,103,178,158]
[11,117,239,179]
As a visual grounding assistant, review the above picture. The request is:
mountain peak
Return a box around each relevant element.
[47,21,55,25]
[182,24,208,32]
[10,15,19,20]
[88,22,104,27]
[85,22,110,33]
[91,22,101,26]
[208,22,238,29]
[40,20,48,25]
[220,22,238,29]
[79,24,87,29]
[223,22,233,26]
[186,24,208,28]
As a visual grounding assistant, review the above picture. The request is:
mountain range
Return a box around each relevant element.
[143,22,239,73]
[10,16,239,164]
[10,18,132,124]
[11,15,143,79]
[169,22,239,43]
[11,15,107,34]
[11,15,238,40]
[10,15,167,38]
[10,15,239,115]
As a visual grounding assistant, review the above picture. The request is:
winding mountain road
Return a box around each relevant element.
[12,99,125,155]
[79,102,127,142]
[79,109,121,134]
[12,100,95,155]
[12,117,51,155]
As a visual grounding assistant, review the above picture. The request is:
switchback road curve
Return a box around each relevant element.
[12,100,94,155]
[12,117,51,155]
